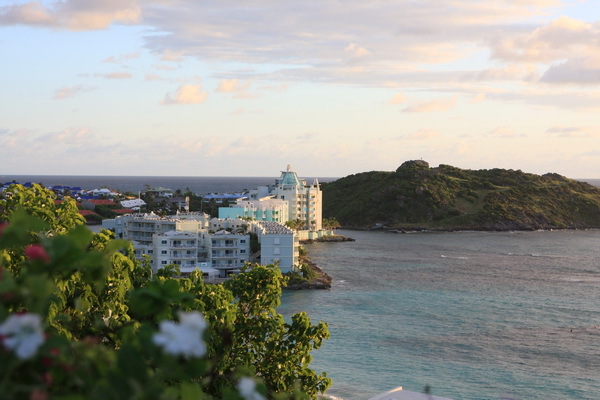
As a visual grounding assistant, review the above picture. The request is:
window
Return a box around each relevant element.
[161,250,167,255]
[274,238,280,245]
[161,240,167,244]
[273,248,280,255]
[240,239,246,243]
[240,249,246,254]
[148,250,154,254]
[161,260,167,265]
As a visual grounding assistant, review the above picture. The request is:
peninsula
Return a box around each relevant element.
[322,160,600,231]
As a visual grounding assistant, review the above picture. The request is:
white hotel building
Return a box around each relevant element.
[102,166,322,277]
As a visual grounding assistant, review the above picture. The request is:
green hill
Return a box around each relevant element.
[321,160,600,231]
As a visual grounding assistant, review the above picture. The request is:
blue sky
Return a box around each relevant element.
[1,0,599,178]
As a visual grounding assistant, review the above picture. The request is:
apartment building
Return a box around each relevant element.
[250,165,323,231]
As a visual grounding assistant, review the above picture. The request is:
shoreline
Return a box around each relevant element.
[342,225,600,233]
[284,234,354,290]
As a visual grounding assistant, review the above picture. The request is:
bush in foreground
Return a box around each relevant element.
[0,184,331,399]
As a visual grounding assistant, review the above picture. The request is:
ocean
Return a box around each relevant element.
[0,175,337,195]
[279,229,600,400]
[3,175,599,399]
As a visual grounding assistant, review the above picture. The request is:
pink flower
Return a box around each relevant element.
[24,245,50,263]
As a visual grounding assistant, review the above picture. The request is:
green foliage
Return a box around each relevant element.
[0,185,331,399]
[322,162,600,230]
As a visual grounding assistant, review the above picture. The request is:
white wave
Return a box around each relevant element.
[441,255,469,259]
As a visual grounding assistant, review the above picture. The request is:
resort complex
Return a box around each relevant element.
[101,166,331,278]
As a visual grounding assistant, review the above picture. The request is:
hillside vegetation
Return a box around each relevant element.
[322,160,600,231]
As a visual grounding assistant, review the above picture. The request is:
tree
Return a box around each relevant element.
[322,217,341,232]
[285,218,306,232]
[0,184,331,399]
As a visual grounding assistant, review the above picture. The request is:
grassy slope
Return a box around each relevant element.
[322,161,600,231]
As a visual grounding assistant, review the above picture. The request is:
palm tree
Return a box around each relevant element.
[285,218,306,231]
[323,217,340,232]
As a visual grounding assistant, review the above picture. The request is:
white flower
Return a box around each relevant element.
[0,313,45,360]
[237,377,266,400]
[152,311,207,358]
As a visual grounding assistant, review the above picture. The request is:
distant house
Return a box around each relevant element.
[112,208,136,215]
[80,199,117,210]
[145,187,174,198]
[121,198,146,210]
[90,188,118,197]
[203,193,247,203]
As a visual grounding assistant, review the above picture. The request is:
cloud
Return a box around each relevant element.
[53,84,94,99]
[487,126,524,138]
[216,79,239,93]
[145,73,163,81]
[490,16,598,63]
[345,43,371,58]
[95,72,132,79]
[462,64,540,82]
[162,84,207,105]
[103,52,139,63]
[153,63,179,71]
[138,1,566,86]
[0,0,141,31]
[546,126,600,138]
[387,92,406,105]
[403,97,457,113]
[216,78,253,98]
[541,58,600,84]
[160,49,185,62]
[39,127,94,145]
[405,129,441,140]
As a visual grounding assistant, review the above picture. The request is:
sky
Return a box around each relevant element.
[1,0,599,179]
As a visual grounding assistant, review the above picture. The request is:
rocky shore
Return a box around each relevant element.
[284,258,332,290]
[284,234,353,290]
[299,234,355,244]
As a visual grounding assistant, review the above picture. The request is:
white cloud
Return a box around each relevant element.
[403,97,457,113]
[0,0,141,31]
[406,129,441,140]
[103,51,139,63]
[162,84,207,105]
[541,58,600,84]
[387,92,407,105]
[95,72,132,79]
[345,43,371,58]
[53,84,94,99]
[546,126,600,138]
[488,126,525,138]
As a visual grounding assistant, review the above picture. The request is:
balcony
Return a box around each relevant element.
[211,243,237,248]
[170,253,197,259]
[170,244,197,249]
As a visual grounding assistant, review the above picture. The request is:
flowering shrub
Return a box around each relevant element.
[0,313,45,360]
[153,311,208,358]
[0,185,331,399]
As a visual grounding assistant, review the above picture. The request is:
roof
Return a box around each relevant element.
[78,210,98,216]
[112,209,135,214]
[86,199,117,206]
[121,198,146,208]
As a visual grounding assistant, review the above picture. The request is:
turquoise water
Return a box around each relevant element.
[278,229,600,400]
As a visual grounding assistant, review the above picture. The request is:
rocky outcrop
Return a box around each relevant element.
[300,235,355,244]
[284,258,332,290]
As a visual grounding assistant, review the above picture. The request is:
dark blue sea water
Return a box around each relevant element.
[279,229,600,400]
